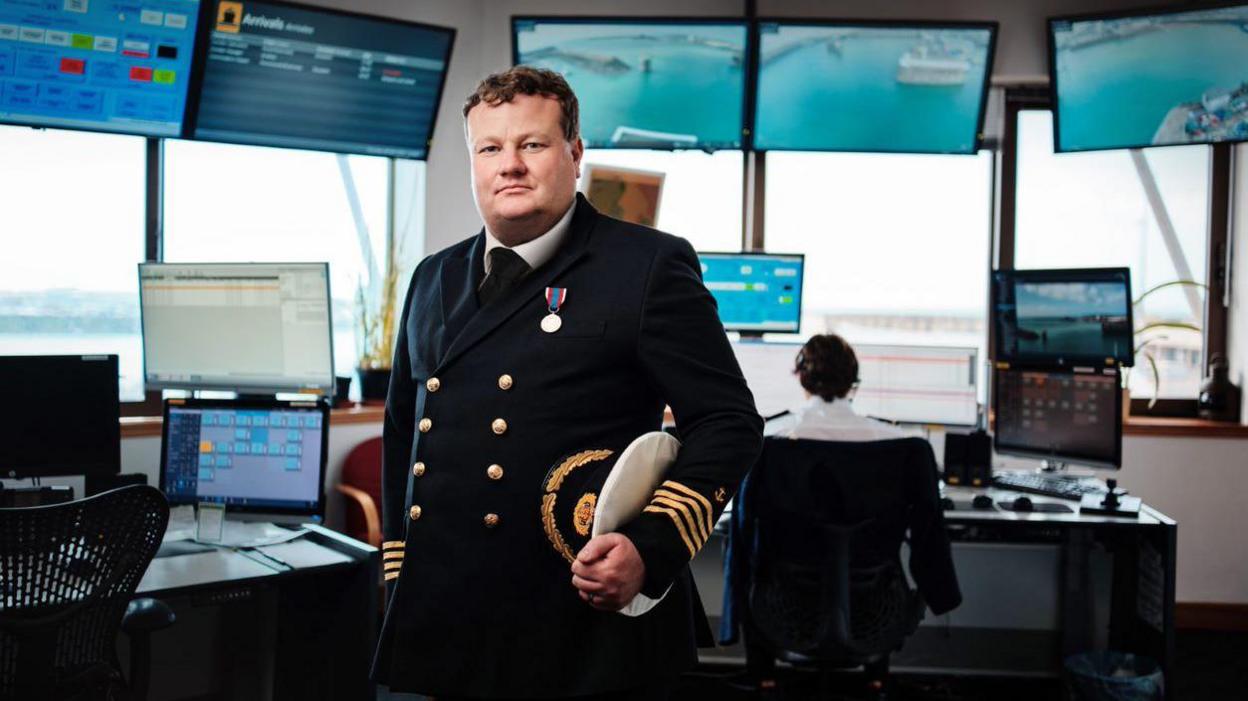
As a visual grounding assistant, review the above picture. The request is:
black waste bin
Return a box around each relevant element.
[1065,651,1164,701]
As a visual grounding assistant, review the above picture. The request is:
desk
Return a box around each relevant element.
[695,486,1177,698]
[136,525,379,701]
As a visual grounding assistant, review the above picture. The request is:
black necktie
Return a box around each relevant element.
[477,247,531,306]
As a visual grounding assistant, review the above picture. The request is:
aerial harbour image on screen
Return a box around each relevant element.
[515,21,746,149]
[754,24,992,153]
[1054,5,1248,149]
[1013,282,1131,360]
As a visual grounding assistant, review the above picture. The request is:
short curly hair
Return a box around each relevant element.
[795,334,859,401]
[463,65,580,142]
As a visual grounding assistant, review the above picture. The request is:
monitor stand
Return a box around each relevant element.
[1038,459,1070,474]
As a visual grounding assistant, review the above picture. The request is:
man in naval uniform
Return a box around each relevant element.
[372,66,763,699]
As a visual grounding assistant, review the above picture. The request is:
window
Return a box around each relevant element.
[765,150,994,395]
[163,141,393,382]
[0,126,147,400]
[578,149,743,251]
[1014,110,1210,400]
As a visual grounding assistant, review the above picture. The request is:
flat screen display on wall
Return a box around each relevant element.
[1050,3,1248,152]
[752,20,996,154]
[191,0,454,158]
[512,17,749,151]
[0,0,202,136]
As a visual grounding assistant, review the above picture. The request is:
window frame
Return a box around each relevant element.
[997,88,1231,417]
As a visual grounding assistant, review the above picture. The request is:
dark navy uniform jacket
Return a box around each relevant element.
[372,194,763,698]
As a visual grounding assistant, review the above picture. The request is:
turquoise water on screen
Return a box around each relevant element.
[754,27,992,153]
[515,22,746,150]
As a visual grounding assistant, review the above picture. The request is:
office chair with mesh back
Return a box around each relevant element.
[0,485,173,701]
[725,437,961,701]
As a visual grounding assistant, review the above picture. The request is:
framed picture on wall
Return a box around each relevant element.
[581,164,665,228]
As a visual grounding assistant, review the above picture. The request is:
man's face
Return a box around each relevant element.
[466,93,583,246]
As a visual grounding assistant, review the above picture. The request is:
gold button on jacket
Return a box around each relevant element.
[491,418,507,435]
[497,374,513,390]
[419,418,432,433]
[426,377,441,392]
[483,513,500,528]
[409,505,422,521]
[412,462,426,477]
[487,464,503,480]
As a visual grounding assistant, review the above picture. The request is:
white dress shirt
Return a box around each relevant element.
[766,396,907,442]
[483,198,577,274]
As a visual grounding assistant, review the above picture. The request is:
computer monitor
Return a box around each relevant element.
[138,262,335,394]
[753,19,997,154]
[190,0,455,158]
[699,252,804,333]
[854,343,979,426]
[0,354,120,479]
[0,0,202,137]
[991,267,1133,368]
[1050,3,1248,152]
[993,366,1121,470]
[512,16,749,150]
[160,397,327,520]
[729,340,804,419]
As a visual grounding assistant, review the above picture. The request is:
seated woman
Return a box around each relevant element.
[771,333,905,441]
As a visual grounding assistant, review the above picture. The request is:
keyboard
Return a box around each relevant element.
[992,472,1108,501]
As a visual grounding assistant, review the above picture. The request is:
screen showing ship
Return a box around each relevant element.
[512,18,747,150]
[992,268,1134,367]
[753,22,995,154]
[1051,4,1248,152]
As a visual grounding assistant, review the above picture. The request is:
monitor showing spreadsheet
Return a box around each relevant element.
[160,397,327,518]
[853,343,979,426]
[138,262,334,394]
[699,252,804,333]
[730,340,804,418]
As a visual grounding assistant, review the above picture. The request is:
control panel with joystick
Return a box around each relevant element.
[1080,478,1141,517]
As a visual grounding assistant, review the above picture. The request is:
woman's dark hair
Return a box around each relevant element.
[795,334,859,401]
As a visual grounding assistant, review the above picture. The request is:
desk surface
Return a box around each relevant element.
[943,485,1174,528]
[137,526,376,596]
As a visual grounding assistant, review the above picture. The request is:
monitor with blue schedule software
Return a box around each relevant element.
[160,397,328,521]
[698,252,804,334]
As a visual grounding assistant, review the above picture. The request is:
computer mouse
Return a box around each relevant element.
[972,494,994,510]
[940,497,956,511]
[1012,496,1035,512]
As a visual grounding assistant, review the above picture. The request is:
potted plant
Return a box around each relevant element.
[1128,279,1206,411]
[355,244,402,403]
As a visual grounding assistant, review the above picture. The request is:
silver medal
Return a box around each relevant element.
[541,313,562,333]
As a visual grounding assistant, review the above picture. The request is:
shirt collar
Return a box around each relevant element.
[806,395,856,414]
[483,198,577,275]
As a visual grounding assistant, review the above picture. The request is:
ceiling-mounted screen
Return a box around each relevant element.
[753,20,996,154]
[1050,3,1248,152]
[512,16,748,151]
[0,0,201,136]
[191,0,454,158]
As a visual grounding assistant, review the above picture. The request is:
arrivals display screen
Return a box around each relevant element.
[699,252,804,333]
[192,0,454,158]
[512,17,748,150]
[1050,3,1248,152]
[0,0,201,136]
[991,267,1133,368]
[753,20,996,154]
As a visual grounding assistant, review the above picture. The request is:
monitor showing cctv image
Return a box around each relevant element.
[753,20,996,154]
[512,17,748,150]
[992,267,1133,368]
[1050,3,1248,152]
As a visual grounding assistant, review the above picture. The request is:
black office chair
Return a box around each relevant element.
[724,437,961,700]
[0,485,174,701]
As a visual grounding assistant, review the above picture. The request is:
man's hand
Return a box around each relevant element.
[570,533,645,611]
